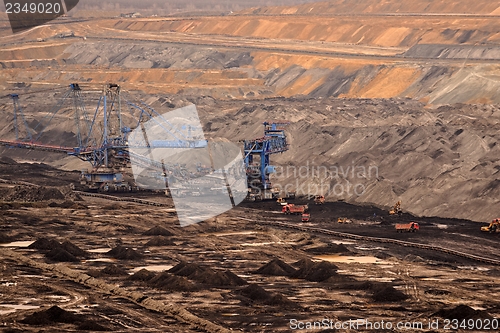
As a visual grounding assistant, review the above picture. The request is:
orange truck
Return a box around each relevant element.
[301,213,311,222]
[282,203,309,215]
[395,222,419,233]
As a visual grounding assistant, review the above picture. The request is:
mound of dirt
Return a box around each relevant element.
[332,281,375,290]
[168,261,202,276]
[128,268,156,282]
[100,264,128,276]
[291,259,339,282]
[29,238,88,261]
[0,232,14,243]
[169,261,246,286]
[238,284,273,302]
[21,305,81,325]
[254,258,297,276]
[28,237,61,250]
[148,272,198,292]
[107,246,143,260]
[145,236,175,247]
[434,305,494,320]
[306,243,350,254]
[46,248,79,262]
[237,284,298,308]
[60,240,89,258]
[207,270,247,287]
[143,226,173,236]
[3,185,65,202]
[372,286,408,302]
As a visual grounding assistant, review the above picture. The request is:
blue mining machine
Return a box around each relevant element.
[243,122,292,201]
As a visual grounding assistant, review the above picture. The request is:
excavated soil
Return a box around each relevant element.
[128,268,157,282]
[29,238,89,260]
[1,1,500,332]
[434,305,494,321]
[291,259,339,282]
[169,261,247,287]
[145,236,175,246]
[21,306,81,325]
[236,284,299,309]
[372,285,409,302]
[148,272,198,292]
[143,226,174,236]
[2,186,65,202]
[254,258,297,277]
[305,243,351,254]
[88,264,128,278]
[107,245,143,261]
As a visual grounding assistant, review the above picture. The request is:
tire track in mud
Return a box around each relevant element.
[2,249,230,333]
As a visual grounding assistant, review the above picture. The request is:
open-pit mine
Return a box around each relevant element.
[0,1,499,332]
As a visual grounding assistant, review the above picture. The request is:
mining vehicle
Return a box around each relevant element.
[481,219,500,233]
[314,195,325,204]
[389,201,402,215]
[277,197,288,206]
[282,203,309,215]
[395,222,419,232]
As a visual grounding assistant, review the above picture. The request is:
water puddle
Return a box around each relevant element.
[241,242,282,247]
[314,255,388,264]
[457,266,490,271]
[355,246,386,251]
[131,265,173,273]
[47,295,71,302]
[0,304,40,315]
[336,270,365,276]
[88,248,112,253]
[92,215,123,218]
[368,277,394,282]
[84,258,115,263]
[0,240,34,247]
[331,240,356,245]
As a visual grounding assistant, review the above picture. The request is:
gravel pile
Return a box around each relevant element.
[143,226,174,236]
[169,261,247,287]
[3,185,65,202]
[291,259,339,282]
[434,304,493,320]
[107,245,143,260]
[254,258,297,277]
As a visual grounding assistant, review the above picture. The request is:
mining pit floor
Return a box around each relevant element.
[0,161,499,333]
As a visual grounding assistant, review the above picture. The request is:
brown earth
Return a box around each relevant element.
[2,95,500,221]
[1,2,500,331]
[2,0,500,103]
[0,178,499,332]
